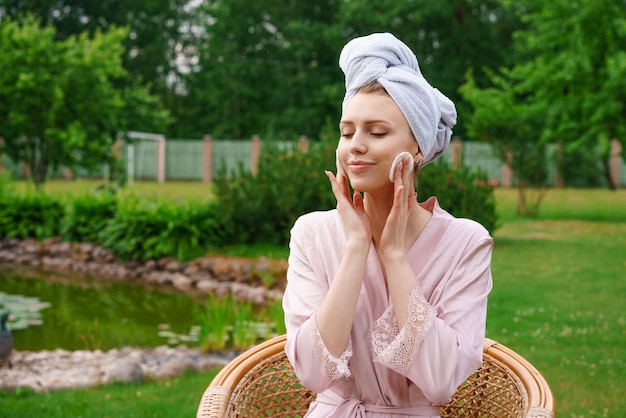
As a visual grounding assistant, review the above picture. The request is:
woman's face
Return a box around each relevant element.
[337,90,419,192]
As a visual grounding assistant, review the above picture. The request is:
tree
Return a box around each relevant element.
[460,69,548,216]
[0,0,192,98]
[463,0,626,192]
[173,0,344,140]
[516,0,626,190]
[335,0,522,140]
[0,15,170,187]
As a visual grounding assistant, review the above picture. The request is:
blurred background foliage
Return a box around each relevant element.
[1,0,623,187]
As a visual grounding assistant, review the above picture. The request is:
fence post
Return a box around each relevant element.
[156,135,166,183]
[609,139,622,188]
[451,137,462,169]
[250,135,261,175]
[502,151,513,187]
[298,135,309,153]
[202,135,213,183]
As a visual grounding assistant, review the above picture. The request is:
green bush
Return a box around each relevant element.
[61,191,118,243]
[0,172,14,198]
[214,140,499,246]
[212,140,336,246]
[419,160,498,234]
[98,197,220,261]
[0,193,64,239]
[214,143,499,243]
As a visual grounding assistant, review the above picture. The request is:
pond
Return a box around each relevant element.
[0,264,202,351]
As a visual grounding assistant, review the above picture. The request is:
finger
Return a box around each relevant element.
[338,170,353,200]
[325,170,344,200]
[388,184,406,219]
[407,192,418,210]
[353,190,364,210]
[392,158,411,201]
[326,170,352,205]
[402,156,413,185]
[392,158,403,185]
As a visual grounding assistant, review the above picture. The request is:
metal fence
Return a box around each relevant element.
[2,137,624,187]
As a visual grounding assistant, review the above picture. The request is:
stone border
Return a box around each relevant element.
[0,237,286,304]
[0,345,233,392]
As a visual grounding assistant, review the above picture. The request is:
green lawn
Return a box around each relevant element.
[490,187,625,417]
[2,182,625,417]
[12,178,215,204]
[0,369,218,417]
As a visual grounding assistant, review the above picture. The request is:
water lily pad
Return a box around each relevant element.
[0,292,51,331]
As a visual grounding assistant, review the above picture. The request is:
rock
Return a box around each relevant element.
[172,273,193,291]
[209,258,236,280]
[195,278,218,294]
[78,242,94,255]
[266,289,284,301]
[101,357,144,384]
[20,239,41,254]
[150,357,192,380]
[0,346,229,392]
[231,283,266,305]
[48,241,73,256]
[92,247,117,263]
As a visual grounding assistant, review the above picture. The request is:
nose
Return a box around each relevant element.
[348,130,367,154]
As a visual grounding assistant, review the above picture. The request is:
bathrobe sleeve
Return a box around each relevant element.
[370,220,493,404]
[283,212,353,393]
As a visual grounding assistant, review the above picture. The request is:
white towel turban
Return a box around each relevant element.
[339,33,457,165]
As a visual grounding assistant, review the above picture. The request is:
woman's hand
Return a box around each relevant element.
[325,170,372,244]
[379,156,417,258]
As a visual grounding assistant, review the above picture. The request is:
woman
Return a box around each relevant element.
[282,33,493,418]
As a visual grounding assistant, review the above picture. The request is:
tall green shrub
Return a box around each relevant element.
[61,192,118,243]
[214,140,499,246]
[212,140,336,246]
[419,160,498,234]
[98,197,220,261]
[0,193,64,239]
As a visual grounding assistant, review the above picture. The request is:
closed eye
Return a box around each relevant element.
[371,131,388,137]
[340,132,354,139]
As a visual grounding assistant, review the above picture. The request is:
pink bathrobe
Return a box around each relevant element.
[283,197,493,418]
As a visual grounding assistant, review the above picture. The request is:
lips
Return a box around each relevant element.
[347,160,375,167]
[347,161,375,173]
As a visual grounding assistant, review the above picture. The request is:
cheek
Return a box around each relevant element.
[336,141,350,160]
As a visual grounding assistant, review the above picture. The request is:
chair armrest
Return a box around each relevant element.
[526,406,555,418]
[197,385,231,418]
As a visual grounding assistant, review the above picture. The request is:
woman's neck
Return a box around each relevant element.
[364,190,431,250]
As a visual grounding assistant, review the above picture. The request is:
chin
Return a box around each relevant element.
[348,177,389,193]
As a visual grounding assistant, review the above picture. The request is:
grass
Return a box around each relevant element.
[0,369,218,417]
[11,179,215,204]
[2,181,625,417]
[490,187,626,417]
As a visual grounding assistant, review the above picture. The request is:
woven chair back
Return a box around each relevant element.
[197,335,554,418]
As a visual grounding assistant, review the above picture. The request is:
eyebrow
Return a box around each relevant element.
[339,119,391,126]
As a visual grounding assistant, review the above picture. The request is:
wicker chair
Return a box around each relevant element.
[197,334,555,418]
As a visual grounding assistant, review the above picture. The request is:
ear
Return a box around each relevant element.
[415,152,424,168]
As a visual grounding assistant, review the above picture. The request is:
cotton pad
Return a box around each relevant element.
[389,152,414,182]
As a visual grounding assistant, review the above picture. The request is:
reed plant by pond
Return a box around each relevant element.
[1,185,625,418]
[195,294,286,353]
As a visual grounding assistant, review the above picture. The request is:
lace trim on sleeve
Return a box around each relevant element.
[370,286,436,374]
[311,315,353,380]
